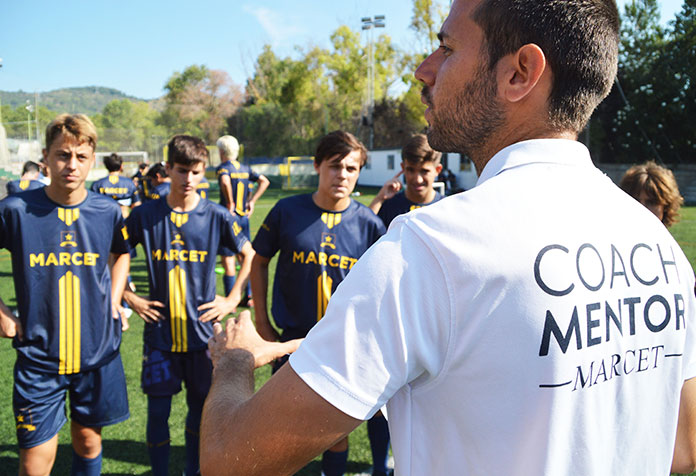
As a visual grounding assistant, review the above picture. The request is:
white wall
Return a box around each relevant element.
[358,149,479,191]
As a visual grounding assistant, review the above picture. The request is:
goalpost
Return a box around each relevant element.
[280,156,318,190]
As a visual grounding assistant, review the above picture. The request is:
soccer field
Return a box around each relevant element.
[1,190,696,475]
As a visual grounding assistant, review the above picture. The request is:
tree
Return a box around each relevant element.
[92,99,166,156]
[160,65,243,143]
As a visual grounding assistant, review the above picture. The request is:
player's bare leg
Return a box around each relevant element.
[19,434,58,476]
[71,421,103,475]
[71,421,102,458]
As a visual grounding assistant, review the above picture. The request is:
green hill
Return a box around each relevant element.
[0,87,155,116]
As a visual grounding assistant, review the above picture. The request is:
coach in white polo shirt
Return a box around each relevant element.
[200,0,696,475]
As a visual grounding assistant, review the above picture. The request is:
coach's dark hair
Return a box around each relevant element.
[22,161,40,175]
[314,131,367,168]
[473,0,620,133]
[147,162,168,179]
[402,133,442,165]
[167,135,209,167]
[103,153,123,172]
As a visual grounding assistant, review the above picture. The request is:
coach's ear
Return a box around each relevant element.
[498,43,548,104]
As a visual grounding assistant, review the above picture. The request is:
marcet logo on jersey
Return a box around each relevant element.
[16,414,36,432]
[109,175,119,184]
[320,233,336,249]
[57,208,80,226]
[60,231,78,248]
[19,180,30,190]
[321,212,342,229]
[535,241,687,393]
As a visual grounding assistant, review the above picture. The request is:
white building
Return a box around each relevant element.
[358,148,479,192]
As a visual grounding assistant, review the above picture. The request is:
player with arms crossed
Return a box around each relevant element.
[0,114,130,476]
[369,133,443,228]
[216,135,270,304]
[124,135,254,476]
[250,130,384,476]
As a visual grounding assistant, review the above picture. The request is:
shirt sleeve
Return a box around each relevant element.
[222,213,249,254]
[0,204,9,250]
[110,210,130,255]
[252,202,282,259]
[289,219,453,420]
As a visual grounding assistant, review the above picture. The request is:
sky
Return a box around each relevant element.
[0,0,686,100]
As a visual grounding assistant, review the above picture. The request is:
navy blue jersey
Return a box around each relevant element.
[196,177,210,200]
[126,198,248,352]
[147,182,170,201]
[90,174,139,206]
[0,189,130,374]
[253,194,385,334]
[215,161,260,216]
[6,179,45,196]
[377,190,443,228]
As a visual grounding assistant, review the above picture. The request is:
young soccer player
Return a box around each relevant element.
[251,130,385,476]
[369,133,443,228]
[6,160,46,196]
[0,113,131,476]
[139,162,170,202]
[216,135,270,303]
[90,153,141,216]
[124,134,254,476]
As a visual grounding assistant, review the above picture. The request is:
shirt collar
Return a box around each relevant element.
[476,139,593,187]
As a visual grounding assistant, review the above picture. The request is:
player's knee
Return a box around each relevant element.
[71,424,102,458]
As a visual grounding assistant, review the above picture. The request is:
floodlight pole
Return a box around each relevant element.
[362,15,385,150]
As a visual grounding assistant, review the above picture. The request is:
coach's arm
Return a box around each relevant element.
[672,378,696,473]
[200,312,360,476]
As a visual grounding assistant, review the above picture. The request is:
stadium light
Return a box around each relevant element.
[361,15,386,150]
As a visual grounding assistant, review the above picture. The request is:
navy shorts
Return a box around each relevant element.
[13,354,129,449]
[220,215,250,257]
[141,344,212,399]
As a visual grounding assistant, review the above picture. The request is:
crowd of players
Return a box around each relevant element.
[1,0,696,475]
[0,111,453,476]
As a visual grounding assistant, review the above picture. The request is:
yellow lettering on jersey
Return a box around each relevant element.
[20,180,29,190]
[29,252,100,267]
[232,221,242,236]
[100,187,128,195]
[170,212,189,228]
[57,208,80,226]
[321,213,342,230]
[316,271,333,321]
[293,251,305,263]
[235,183,246,215]
[328,254,340,267]
[59,271,81,375]
[169,265,188,352]
[151,249,208,263]
[121,226,129,241]
[306,251,317,265]
[318,252,328,266]
[290,250,357,270]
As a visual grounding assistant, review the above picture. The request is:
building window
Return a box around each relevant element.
[387,154,395,170]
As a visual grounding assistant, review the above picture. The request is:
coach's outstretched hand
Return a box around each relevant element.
[123,290,165,323]
[209,311,302,369]
[198,294,238,323]
[0,298,22,340]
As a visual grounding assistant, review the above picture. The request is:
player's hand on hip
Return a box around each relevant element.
[198,294,237,323]
[246,201,255,217]
[112,303,130,331]
[127,293,165,323]
[0,301,23,340]
[209,311,299,368]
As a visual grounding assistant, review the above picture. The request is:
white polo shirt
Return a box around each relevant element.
[290,139,696,475]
